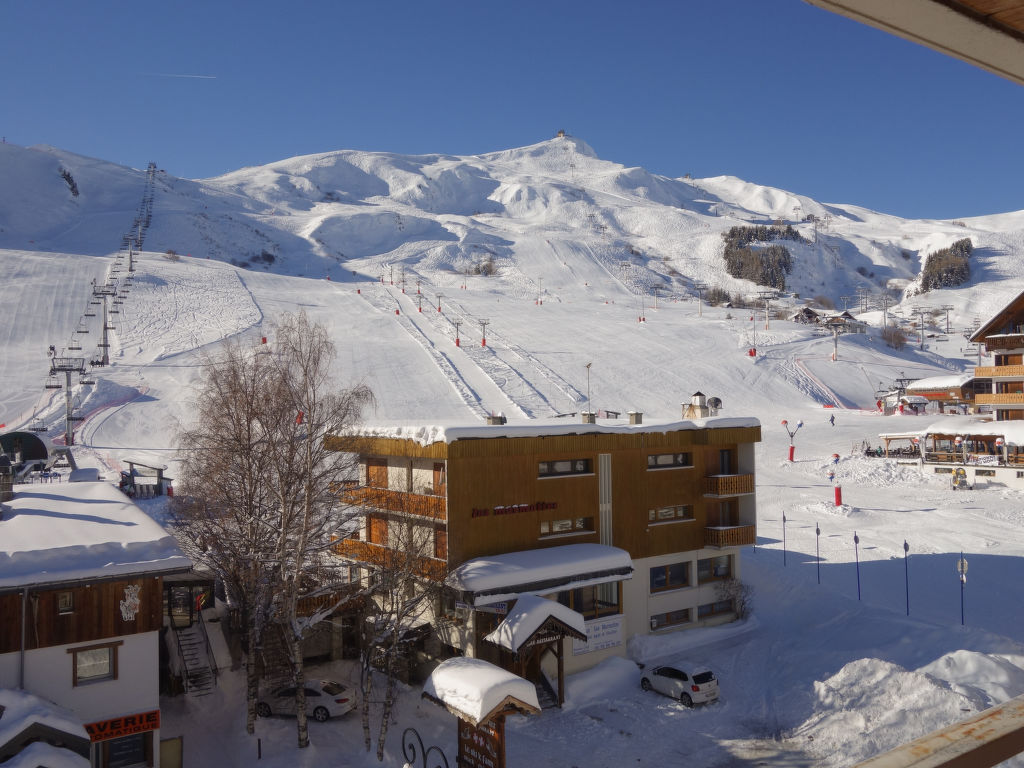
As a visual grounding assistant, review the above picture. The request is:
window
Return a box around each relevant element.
[697,599,734,618]
[68,641,122,686]
[650,609,690,630]
[719,449,735,475]
[540,517,594,536]
[648,505,693,523]
[697,555,731,584]
[647,452,692,470]
[538,458,592,478]
[58,591,74,615]
[553,582,621,620]
[976,469,995,477]
[649,561,690,592]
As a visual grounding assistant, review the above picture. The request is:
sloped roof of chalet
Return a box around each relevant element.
[880,416,1024,444]
[0,480,191,591]
[483,594,587,652]
[0,688,89,764]
[970,289,1024,343]
[906,373,975,393]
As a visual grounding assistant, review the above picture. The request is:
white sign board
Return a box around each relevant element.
[572,615,624,655]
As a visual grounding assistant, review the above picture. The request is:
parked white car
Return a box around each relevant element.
[257,679,356,721]
[640,665,719,706]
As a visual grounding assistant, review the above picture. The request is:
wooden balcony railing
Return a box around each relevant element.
[703,474,755,497]
[974,364,1024,378]
[976,393,1024,405]
[333,538,447,581]
[340,486,446,521]
[979,335,1024,352]
[705,525,756,548]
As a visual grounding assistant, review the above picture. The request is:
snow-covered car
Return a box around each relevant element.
[256,679,356,721]
[640,665,719,706]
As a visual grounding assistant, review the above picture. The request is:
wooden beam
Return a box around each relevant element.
[854,693,1024,767]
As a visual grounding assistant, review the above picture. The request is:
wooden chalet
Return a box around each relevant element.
[972,288,1024,421]
[0,478,191,767]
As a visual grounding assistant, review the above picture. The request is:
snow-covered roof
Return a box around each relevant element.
[346,416,760,448]
[0,480,191,590]
[423,657,540,725]
[446,543,633,606]
[906,373,974,392]
[879,416,1024,444]
[0,688,89,763]
[483,594,587,652]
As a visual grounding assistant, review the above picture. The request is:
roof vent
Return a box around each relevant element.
[628,411,643,425]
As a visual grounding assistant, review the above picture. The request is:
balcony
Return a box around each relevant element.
[975,393,1024,406]
[333,538,447,580]
[703,474,755,497]
[705,525,756,548]
[974,364,1024,378]
[341,486,446,521]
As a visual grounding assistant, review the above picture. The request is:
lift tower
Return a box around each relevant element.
[47,349,86,446]
[92,278,119,366]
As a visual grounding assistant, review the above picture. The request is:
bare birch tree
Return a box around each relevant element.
[174,312,373,747]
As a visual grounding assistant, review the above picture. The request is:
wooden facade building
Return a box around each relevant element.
[0,478,191,767]
[328,412,761,692]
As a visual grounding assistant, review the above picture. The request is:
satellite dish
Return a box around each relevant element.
[707,397,723,410]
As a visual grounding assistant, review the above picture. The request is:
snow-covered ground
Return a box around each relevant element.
[4,137,1024,766]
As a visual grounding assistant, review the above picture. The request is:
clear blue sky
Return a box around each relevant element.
[4,0,1023,220]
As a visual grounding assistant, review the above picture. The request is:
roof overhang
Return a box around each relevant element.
[446,543,633,607]
[805,0,1024,87]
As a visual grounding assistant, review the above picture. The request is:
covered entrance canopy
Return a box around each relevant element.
[482,594,587,707]
[446,542,633,607]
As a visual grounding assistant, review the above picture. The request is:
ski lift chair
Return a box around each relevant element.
[44,373,62,390]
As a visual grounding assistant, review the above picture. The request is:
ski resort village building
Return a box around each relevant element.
[328,399,760,702]
[878,290,1024,490]
[0,477,191,767]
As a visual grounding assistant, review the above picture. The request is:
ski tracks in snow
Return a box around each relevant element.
[352,283,583,419]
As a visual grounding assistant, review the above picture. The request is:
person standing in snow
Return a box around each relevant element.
[829,413,835,427]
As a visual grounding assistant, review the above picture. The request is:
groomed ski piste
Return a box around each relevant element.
[3,136,1024,766]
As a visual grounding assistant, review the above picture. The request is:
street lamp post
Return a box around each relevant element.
[816,523,821,584]
[781,419,803,461]
[957,553,968,626]
[903,540,910,616]
[782,513,788,567]
[854,531,861,601]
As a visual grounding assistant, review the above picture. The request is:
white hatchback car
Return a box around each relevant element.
[640,665,719,706]
[256,679,356,722]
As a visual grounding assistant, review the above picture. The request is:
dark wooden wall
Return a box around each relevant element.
[0,577,165,653]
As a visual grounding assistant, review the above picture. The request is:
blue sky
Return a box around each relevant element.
[3,0,1023,220]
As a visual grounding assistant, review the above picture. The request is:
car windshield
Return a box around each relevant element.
[321,681,346,695]
[693,671,715,684]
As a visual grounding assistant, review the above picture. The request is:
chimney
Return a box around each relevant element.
[581,411,597,424]
[628,411,643,425]
[486,413,507,426]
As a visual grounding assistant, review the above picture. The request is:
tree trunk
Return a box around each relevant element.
[246,621,259,735]
[376,664,397,762]
[361,659,373,753]
[292,630,309,748]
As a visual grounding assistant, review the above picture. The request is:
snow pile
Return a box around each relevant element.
[794,658,973,766]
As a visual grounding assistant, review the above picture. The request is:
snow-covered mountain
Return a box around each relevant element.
[4,137,1024,767]
[5,136,1024,319]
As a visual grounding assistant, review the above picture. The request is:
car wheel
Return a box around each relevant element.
[640,678,652,691]
[680,693,693,707]
[313,706,330,722]
[256,702,271,718]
